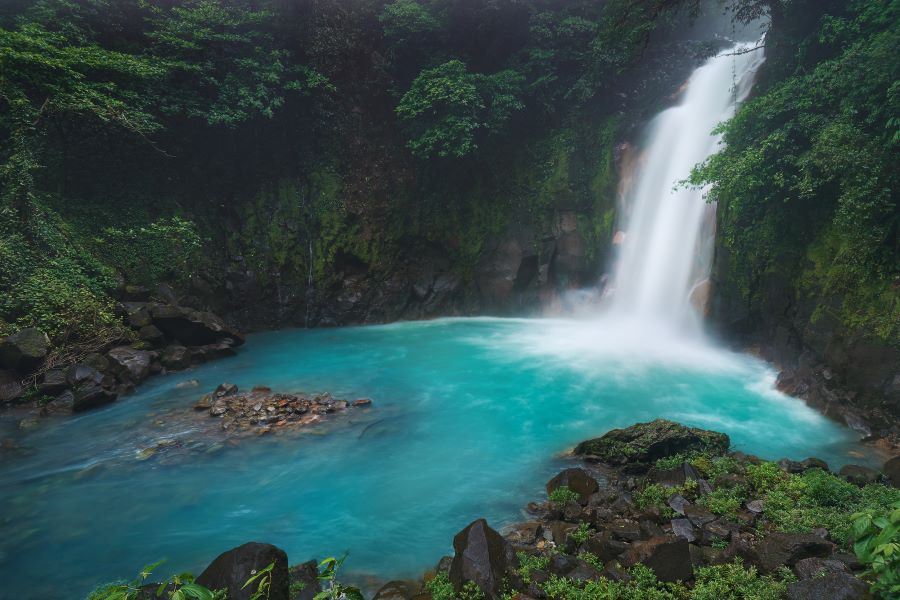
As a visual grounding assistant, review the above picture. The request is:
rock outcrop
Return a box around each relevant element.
[0,328,49,372]
[574,420,730,472]
[449,519,510,599]
[195,542,289,600]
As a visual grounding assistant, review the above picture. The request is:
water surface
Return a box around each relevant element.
[0,317,866,599]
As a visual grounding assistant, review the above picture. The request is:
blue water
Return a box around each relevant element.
[0,318,868,599]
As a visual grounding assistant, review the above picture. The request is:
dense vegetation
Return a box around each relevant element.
[0,1,896,403]
[0,0,762,353]
[692,0,899,344]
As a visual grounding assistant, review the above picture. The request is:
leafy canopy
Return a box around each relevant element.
[396,59,524,159]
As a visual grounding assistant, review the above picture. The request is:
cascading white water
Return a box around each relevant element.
[607,42,765,333]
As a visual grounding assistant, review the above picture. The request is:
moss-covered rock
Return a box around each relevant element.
[574,420,730,471]
[0,327,49,372]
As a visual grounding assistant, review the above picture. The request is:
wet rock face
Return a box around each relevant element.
[573,420,730,472]
[106,346,154,384]
[67,364,117,411]
[195,542,289,600]
[0,328,49,372]
[449,519,510,598]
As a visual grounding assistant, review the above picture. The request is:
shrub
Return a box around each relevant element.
[517,552,550,584]
[635,483,670,511]
[699,487,746,518]
[800,468,859,508]
[425,571,454,600]
[691,560,792,600]
[746,463,786,493]
[851,500,900,598]
[655,453,690,470]
[569,522,593,545]
[549,486,580,504]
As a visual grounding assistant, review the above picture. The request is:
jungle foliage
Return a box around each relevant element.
[1,0,751,343]
[690,0,899,342]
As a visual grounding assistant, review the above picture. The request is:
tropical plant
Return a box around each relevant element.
[313,554,364,600]
[851,500,900,598]
[548,486,580,504]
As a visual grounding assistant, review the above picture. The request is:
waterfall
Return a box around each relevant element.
[606,42,765,333]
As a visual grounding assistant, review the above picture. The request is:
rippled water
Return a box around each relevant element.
[0,318,868,599]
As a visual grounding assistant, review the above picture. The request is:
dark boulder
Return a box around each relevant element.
[149,304,244,347]
[648,467,686,488]
[756,533,833,573]
[583,531,629,561]
[778,459,806,474]
[0,328,49,372]
[620,536,693,583]
[546,521,577,546]
[566,561,601,583]
[548,554,580,576]
[373,581,415,600]
[107,347,153,383]
[38,369,68,395]
[504,522,543,546]
[574,420,729,472]
[215,383,239,397]
[884,455,900,488]
[449,519,509,598]
[546,468,599,505]
[123,285,151,301]
[670,519,696,543]
[839,464,881,486]
[0,370,24,404]
[683,505,716,528]
[161,345,191,370]
[668,494,690,515]
[793,557,850,580]
[608,519,643,542]
[287,560,321,600]
[138,325,165,344]
[125,303,153,328]
[801,457,830,472]
[83,352,110,373]
[786,573,867,600]
[67,364,116,411]
[195,542,289,600]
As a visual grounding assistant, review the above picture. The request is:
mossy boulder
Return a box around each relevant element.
[574,420,729,472]
[0,327,49,372]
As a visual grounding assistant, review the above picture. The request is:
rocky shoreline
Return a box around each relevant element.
[0,295,245,417]
[117,420,899,600]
